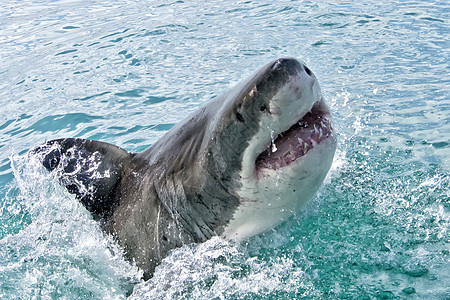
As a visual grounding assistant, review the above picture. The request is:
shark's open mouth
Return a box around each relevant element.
[255,102,333,170]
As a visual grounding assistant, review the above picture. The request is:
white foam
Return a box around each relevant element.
[2,153,142,299]
[130,237,318,299]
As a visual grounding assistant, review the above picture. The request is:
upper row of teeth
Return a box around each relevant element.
[271,125,329,154]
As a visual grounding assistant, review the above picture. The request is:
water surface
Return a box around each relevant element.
[0,0,448,299]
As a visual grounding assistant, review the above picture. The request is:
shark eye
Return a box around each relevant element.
[260,104,268,113]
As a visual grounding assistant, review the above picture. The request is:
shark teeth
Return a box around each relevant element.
[255,105,332,170]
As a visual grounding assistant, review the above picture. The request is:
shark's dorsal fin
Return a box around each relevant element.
[32,138,135,220]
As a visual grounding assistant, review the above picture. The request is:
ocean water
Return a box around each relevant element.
[0,0,448,298]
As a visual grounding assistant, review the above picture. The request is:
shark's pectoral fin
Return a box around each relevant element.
[31,138,135,220]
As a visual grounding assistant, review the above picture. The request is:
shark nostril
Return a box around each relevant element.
[304,65,313,77]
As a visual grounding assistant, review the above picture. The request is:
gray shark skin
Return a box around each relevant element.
[32,58,337,280]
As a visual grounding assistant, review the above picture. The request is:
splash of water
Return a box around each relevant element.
[130,237,318,299]
[0,153,141,299]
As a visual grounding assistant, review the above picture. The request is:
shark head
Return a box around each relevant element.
[206,58,337,240]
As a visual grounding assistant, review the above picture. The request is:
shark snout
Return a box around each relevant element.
[272,58,316,81]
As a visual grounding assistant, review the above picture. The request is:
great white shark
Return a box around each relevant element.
[32,58,337,279]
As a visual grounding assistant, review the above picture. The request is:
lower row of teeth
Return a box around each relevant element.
[260,116,331,168]
[271,126,328,154]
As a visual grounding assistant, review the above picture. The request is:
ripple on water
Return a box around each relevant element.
[0,0,448,298]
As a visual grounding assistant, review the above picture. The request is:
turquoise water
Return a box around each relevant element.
[1,0,449,298]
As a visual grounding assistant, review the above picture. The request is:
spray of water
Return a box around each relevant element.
[1,153,142,299]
